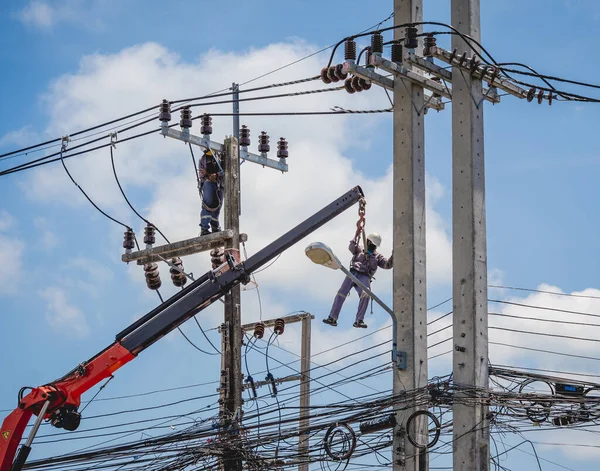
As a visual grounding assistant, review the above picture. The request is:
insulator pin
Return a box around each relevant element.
[258,131,270,153]
[351,75,363,92]
[239,125,251,147]
[344,38,357,61]
[144,262,161,290]
[200,114,212,135]
[335,63,347,80]
[159,99,171,122]
[169,257,187,287]
[210,248,225,269]
[364,47,373,68]
[344,75,371,94]
[371,32,383,55]
[320,66,332,84]
[327,65,340,83]
[344,78,355,94]
[404,26,418,49]
[274,318,285,335]
[391,43,403,63]
[123,228,135,251]
[143,223,156,247]
[423,34,437,57]
[254,322,265,339]
[277,137,288,159]
[180,106,192,129]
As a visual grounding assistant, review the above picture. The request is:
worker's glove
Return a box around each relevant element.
[209,173,217,182]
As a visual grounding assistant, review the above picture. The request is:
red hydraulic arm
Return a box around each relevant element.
[0,343,134,471]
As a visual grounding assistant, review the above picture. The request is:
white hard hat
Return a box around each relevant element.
[367,233,381,247]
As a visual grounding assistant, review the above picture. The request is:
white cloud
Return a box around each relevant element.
[33,217,59,250]
[41,287,90,337]
[16,0,104,31]
[0,126,41,149]
[0,210,24,295]
[19,40,454,310]
[4,40,458,403]
[17,1,54,29]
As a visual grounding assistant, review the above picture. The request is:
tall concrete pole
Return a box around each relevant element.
[392,1,428,470]
[298,315,311,471]
[450,0,490,470]
[223,135,243,471]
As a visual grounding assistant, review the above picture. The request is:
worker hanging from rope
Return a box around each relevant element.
[323,200,393,329]
[198,149,224,236]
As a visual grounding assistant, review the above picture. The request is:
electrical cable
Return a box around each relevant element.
[110,143,170,244]
[58,144,137,237]
[489,299,600,320]
[192,316,221,355]
[0,105,390,177]
[1,7,397,162]
[489,284,600,300]
[177,325,219,356]
[489,311,600,329]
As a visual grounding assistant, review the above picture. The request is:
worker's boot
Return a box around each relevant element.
[353,320,367,328]
[323,316,337,327]
[200,228,210,236]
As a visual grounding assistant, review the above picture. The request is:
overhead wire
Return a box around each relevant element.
[58,142,136,236]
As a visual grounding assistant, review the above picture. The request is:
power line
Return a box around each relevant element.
[489,284,600,300]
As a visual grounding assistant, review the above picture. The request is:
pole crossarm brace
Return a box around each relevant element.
[161,127,288,173]
[404,53,501,104]
[433,47,529,100]
[121,230,248,265]
[240,374,301,392]
[343,62,445,111]
[239,312,314,333]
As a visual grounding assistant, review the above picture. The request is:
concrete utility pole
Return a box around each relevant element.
[392,1,429,470]
[237,313,313,470]
[298,314,311,471]
[450,0,490,470]
[222,136,243,471]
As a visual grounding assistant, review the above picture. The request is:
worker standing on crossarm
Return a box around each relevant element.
[198,149,224,235]
[323,233,393,328]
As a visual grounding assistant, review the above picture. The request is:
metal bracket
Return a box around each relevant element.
[396,351,407,370]
[371,55,452,108]
[344,61,445,111]
[433,47,528,100]
[404,53,501,104]
[161,127,288,172]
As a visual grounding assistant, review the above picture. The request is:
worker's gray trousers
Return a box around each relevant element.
[329,271,371,322]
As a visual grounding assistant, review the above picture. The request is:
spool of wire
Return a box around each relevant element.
[323,422,356,461]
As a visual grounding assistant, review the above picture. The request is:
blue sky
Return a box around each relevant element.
[2,1,600,470]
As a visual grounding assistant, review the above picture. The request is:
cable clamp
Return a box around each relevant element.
[61,135,70,152]
[110,132,118,148]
